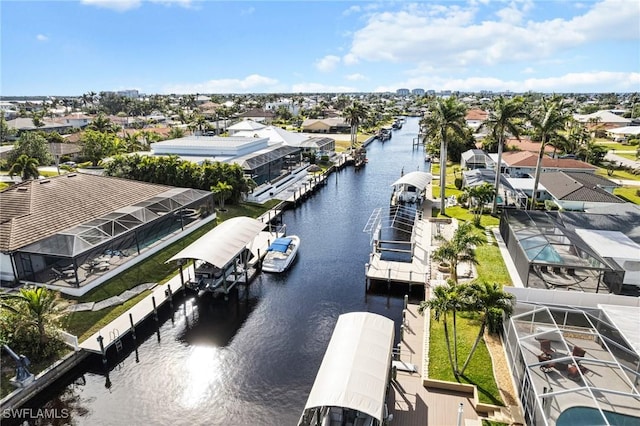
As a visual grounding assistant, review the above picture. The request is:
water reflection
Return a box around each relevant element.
[22,118,426,426]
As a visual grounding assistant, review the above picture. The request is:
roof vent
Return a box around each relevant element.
[67,173,77,178]
[17,187,28,192]
[39,179,51,184]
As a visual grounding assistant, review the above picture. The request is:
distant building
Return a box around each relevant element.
[411,88,425,96]
[117,90,139,99]
[426,90,436,96]
[396,88,410,96]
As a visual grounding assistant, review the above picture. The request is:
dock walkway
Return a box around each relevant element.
[79,230,275,355]
[389,303,480,425]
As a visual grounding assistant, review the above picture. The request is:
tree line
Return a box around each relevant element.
[104,154,253,204]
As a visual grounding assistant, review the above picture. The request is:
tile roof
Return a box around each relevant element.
[502,151,596,170]
[539,172,625,203]
[0,174,175,252]
[505,137,555,154]
[465,109,488,121]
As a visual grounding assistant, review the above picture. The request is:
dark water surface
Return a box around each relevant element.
[24,118,428,426]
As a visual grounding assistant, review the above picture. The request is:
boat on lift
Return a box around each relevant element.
[262,236,300,273]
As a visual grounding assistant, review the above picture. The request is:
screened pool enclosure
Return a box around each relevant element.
[14,188,213,287]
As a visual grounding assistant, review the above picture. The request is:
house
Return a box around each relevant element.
[237,109,276,124]
[56,113,93,128]
[500,151,597,178]
[574,110,631,130]
[234,125,335,154]
[461,149,494,170]
[227,120,267,136]
[539,171,624,211]
[6,117,72,133]
[504,137,555,154]
[150,135,301,185]
[0,173,213,290]
[301,118,350,133]
[465,109,488,130]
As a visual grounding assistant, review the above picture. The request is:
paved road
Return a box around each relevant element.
[604,152,640,169]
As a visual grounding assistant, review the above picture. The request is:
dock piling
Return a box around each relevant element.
[97,335,106,366]
[152,296,158,322]
[129,313,136,342]
[167,284,173,310]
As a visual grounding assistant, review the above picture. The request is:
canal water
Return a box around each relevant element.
[22,118,428,426]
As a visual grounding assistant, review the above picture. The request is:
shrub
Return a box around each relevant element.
[454,177,463,190]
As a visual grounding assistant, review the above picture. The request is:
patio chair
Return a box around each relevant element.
[572,345,586,358]
[567,363,589,381]
[537,354,554,372]
[539,339,554,356]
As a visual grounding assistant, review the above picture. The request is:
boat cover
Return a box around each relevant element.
[167,216,265,268]
[391,171,432,190]
[303,312,394,422]
[267,237,292,253]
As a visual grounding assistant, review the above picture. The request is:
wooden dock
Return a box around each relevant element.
[78,230,276,355]
[388,303,480,425]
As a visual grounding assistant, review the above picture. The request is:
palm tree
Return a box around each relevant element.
[211,181,233,211]
[418,282,458,375]
[432,221,486,284]
[16,286,62,347]
[480,96,526,214]
[9,154,40,180]
[458,281,515,376]
[421,97,467,215]
[88,113,116,133]
[530,97,570,209]
[343,101,369,149]
[458,183,494,226]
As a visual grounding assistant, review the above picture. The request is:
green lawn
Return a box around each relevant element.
[596,167,640,181]
[429,312,504,406]
[614,187,640,205]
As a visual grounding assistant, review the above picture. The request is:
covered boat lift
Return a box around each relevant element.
[390,171,432,206]
[298,312,395,426]
[167,216,266,298]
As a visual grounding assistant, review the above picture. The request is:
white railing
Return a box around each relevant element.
[59,330,79,351]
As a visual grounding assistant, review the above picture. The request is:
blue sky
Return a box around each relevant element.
[1,0,639,95]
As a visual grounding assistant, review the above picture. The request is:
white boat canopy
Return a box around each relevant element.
[391,171,432,190]
[167,216,265,268]
[303,312,395,422]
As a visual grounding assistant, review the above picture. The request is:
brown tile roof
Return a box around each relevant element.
[505,137,555,153]
[465,109,488,121]
[502,151,596,170]
[539,172,624,203]
[0,174,175,252]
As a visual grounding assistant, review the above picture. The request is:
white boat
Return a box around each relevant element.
[262,235,300,273]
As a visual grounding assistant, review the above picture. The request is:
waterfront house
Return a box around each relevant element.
[538,172,623,211]
[0,173,213,291]
[500,151,597,178]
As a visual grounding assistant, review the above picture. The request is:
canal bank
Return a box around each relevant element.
[11,118,428,425]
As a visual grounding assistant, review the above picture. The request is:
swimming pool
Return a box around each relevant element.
[557,406,640,426]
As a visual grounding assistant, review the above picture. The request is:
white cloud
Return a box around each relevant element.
[163,74,280,94]
[315,55,341,72]
[81,0,191,12]
[521,67,535,74]
[345,73,366,81]
[345,0,639,68]
[291,82,357,93]
[374,71,640,93]
[36,34,48,42]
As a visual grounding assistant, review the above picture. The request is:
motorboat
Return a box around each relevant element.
[262,235,300,273]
